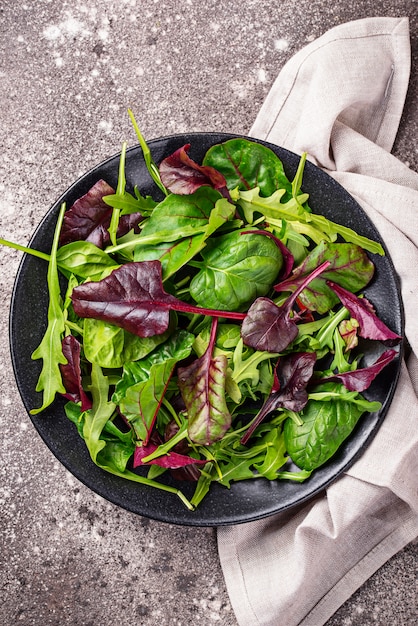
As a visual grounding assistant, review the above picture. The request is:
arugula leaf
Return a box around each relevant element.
[235,186,385,255]
[30,203,67,415]
[83,362,116,463]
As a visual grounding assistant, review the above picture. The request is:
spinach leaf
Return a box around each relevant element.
[57,240,119,280]
[203,138,292,197]
[190,229,283,311]
[134,197,236,279]
[284,386,379,471]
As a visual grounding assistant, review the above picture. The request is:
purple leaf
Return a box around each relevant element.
[327,281,402,345]
[159,144,228,195]
[178,318,232,445]
[241,261,331,352]
[318,349,398,392]
[241,352,316,444]
[59,179,143,248]
[59,335,92,411]
[133,441,206,470]
[71,261,245,338]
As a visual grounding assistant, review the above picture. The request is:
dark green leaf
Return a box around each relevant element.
[203,138,292,196]
[190,229,283,310]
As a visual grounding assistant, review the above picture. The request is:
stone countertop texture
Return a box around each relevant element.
[0,1,416,625]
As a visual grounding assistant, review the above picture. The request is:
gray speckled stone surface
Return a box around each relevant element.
[0,1,416,625]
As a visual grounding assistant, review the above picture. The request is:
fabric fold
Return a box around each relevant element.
[217,16,418,626]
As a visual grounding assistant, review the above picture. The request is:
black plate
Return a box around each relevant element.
[9,133,404,526]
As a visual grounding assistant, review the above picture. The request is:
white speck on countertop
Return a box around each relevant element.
[274,38,289,51]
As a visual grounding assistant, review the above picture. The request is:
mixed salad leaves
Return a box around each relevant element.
[2,112,402,511]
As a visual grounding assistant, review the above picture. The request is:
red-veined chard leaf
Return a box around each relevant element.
[59,179,143,249]
[327,281,402,344]
[71,261,245,338]
[241,352,316,444]
[133,441,206,470]
[241,261,331,352]
[159,144,229,195]
[317,349,398,392]
[178,318,232,445]
[274,240,375,313]
[59,335,92,411]
[202,138,292,197]
[119,358,177,444]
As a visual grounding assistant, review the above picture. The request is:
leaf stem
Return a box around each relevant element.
[0,237,50,262]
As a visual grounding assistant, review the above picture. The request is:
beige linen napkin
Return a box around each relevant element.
[217,17,418,626]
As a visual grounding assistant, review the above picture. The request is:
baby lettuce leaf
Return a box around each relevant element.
[178,319,232,445]
[137,186,224,246]
[202,138,293,197]
[241,352,316,444]
[159,144,228,195]
[327,281,402,344]
[274,240,375,314]
[241,261,331,352]
[112,329,195,404]
[59,179,143,249]
[31,203,67,415]
[71,261,245,338]
[190,229,283,311]
[60,335,92,411]
[82,318,173,369]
